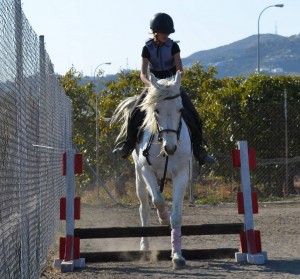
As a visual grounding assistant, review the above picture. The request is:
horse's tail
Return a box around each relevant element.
[110,95,138,142]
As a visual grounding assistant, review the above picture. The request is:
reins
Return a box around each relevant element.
[160,155,169,193]
[163,93,180,100]
[142,134,155,165]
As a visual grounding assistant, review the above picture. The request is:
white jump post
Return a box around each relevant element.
[53,149,85,272]
[233,140,268,264]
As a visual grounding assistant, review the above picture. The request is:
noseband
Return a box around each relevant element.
[157,118,182,142]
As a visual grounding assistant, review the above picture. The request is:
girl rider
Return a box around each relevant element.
[113,13,215,166]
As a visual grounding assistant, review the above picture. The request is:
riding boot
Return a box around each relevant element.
[192,143,216,165]
[113,91,147,158]
[180,90,216,166]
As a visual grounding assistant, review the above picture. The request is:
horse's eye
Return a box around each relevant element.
[154,109,159,115]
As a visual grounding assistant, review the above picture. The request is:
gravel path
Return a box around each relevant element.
[41,203,300,278]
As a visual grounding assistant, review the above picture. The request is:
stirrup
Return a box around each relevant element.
[197,147,216,165]
[203,153,216,164]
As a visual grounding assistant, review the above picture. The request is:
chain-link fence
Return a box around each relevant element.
[0,1,72,278]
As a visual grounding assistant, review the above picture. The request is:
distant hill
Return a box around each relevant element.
[80,74,117,91]
[182,34,300,78]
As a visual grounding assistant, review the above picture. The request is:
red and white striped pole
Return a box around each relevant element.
[232,140,268,264]
[54,149,85,272]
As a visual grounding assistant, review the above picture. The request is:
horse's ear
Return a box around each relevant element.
[174,71,182,82]
[174,71,182,90]
[149,73,159,88]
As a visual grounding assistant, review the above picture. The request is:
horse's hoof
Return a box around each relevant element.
[172,257,186,269]
[172,253,186,270]
[159,218,170,225]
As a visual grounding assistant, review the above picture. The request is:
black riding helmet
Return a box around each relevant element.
[150,13,175,34]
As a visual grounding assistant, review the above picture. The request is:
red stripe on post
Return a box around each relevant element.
[237,192,259,214]
[60,197,66,220]
[232,147,256,169]
[246,229,258,254]
[237,192,244,214]
[61,197,80,220]
[248,147,257,169]
[59,237,65,260]
[239,231,247,253]
[74,153,83,174]
[232,149,241,168]
[74,197,81,220]
[252,192,259,214]
[64,235,73,261]
[62,152,66,176]
[255,230,262,253]
[74,237,80,259]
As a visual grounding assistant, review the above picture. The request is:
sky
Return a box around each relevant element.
[22,0,300,76]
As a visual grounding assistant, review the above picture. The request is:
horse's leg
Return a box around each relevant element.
[157,206,170,225]
[154,191,170,225]
[141,170,170,225]
[170,171,189,269]
[135,168,150,251]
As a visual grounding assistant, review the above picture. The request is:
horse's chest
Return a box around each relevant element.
[147,155,184,179]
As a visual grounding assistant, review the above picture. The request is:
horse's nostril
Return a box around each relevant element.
[164,145,177,155]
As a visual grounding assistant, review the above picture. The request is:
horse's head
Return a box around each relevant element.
[140,71,183,156]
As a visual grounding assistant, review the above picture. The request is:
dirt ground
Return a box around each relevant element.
[41,202,300,279]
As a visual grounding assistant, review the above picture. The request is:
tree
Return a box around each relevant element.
[60,68,99,191]
[61,64,300,199]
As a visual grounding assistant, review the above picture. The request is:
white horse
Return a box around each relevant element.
[111,71,192,269]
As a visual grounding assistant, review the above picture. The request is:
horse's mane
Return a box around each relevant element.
[111,74,181,142]
[140,77,180,134]
[110,94,139,142]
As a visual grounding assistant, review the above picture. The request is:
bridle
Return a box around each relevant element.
[155,93,182,142]
[142,92,183,192]
[157,118,182,142]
